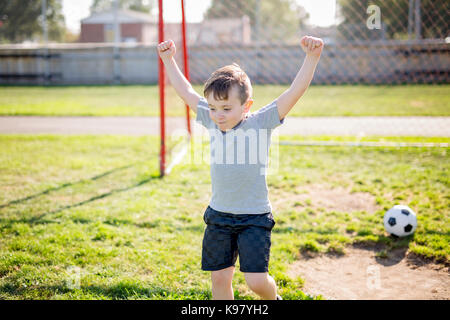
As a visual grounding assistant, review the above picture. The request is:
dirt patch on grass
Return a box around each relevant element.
[274,183,449,299]
[287,244,450,300]
[271,183,380,214]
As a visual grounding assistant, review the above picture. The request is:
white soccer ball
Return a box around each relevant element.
[383,205,417,238]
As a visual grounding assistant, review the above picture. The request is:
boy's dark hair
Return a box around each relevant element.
[203,63,252,105]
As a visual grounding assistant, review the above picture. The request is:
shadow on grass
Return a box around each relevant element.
[350,235,416,267]
[0,282,211,300]
[81,283,211,300]
[297,234,427,268]
[0,173,160,226]
[0,159,156,210]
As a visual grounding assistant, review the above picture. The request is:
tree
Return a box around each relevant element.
[90,0,154,14]
[0,0,65,43]
[204,0,309,43]
[337,0,449,40]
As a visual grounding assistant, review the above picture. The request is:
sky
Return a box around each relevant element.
[63,0,336,34]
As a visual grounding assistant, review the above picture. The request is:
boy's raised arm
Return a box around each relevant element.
[157,40,201,113]
[275,36,324,121]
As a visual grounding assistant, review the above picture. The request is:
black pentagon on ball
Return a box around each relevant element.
[404,224,413,233]
[401,209,410,215]
[388,217,396,226]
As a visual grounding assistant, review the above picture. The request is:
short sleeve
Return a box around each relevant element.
[253,100,285,129]
[195,97,214,128]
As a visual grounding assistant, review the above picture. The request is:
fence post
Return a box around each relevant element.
[41,0,49,84]
[408,0,414,40]
[113,0,121,84]
[415,0,421,40]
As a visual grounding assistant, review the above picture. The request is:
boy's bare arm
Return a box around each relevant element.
[276,36,324,121]
[157,40,201,113]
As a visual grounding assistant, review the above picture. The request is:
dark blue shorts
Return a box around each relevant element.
[201,206,276,273]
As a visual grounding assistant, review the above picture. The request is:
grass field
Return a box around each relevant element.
[0,135,448,300]
[0,84,449,117]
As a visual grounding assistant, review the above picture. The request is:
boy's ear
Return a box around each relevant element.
[244,99,253,112]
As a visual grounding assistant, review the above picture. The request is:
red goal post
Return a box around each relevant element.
[158,0,192,178]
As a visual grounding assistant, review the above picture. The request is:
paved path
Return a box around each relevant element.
[1,116,449,136]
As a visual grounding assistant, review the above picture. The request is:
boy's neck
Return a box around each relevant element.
[220,118,245,133]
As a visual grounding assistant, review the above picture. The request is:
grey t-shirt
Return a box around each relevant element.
[196,97,285,214]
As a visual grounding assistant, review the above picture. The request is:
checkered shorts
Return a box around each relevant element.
[201,206,276,273]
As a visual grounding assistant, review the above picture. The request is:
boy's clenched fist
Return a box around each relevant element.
[300,36,324,58]
[157,40,176,61]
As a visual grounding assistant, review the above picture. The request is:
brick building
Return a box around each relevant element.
[165,16,251,46]
[80,9,157,43]
[80,9,251,46]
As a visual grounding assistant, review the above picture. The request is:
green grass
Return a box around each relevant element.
[279,135,450,144]
[0,135,448,300]
[0,84,449,117]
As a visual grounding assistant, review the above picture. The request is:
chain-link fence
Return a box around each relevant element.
[161,0,449,143]
[162,0,449,85]
[0,0,449,142]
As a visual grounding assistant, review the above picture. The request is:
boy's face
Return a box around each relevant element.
[206,86,253,132]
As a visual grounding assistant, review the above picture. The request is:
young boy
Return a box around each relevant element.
[157,36,323,300]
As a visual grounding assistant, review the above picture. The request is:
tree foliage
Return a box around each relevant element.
[0,0,65,43]
[90,0,154,14]
[204,0,309,43]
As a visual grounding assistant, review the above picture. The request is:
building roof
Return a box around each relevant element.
[81,9,156,24]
